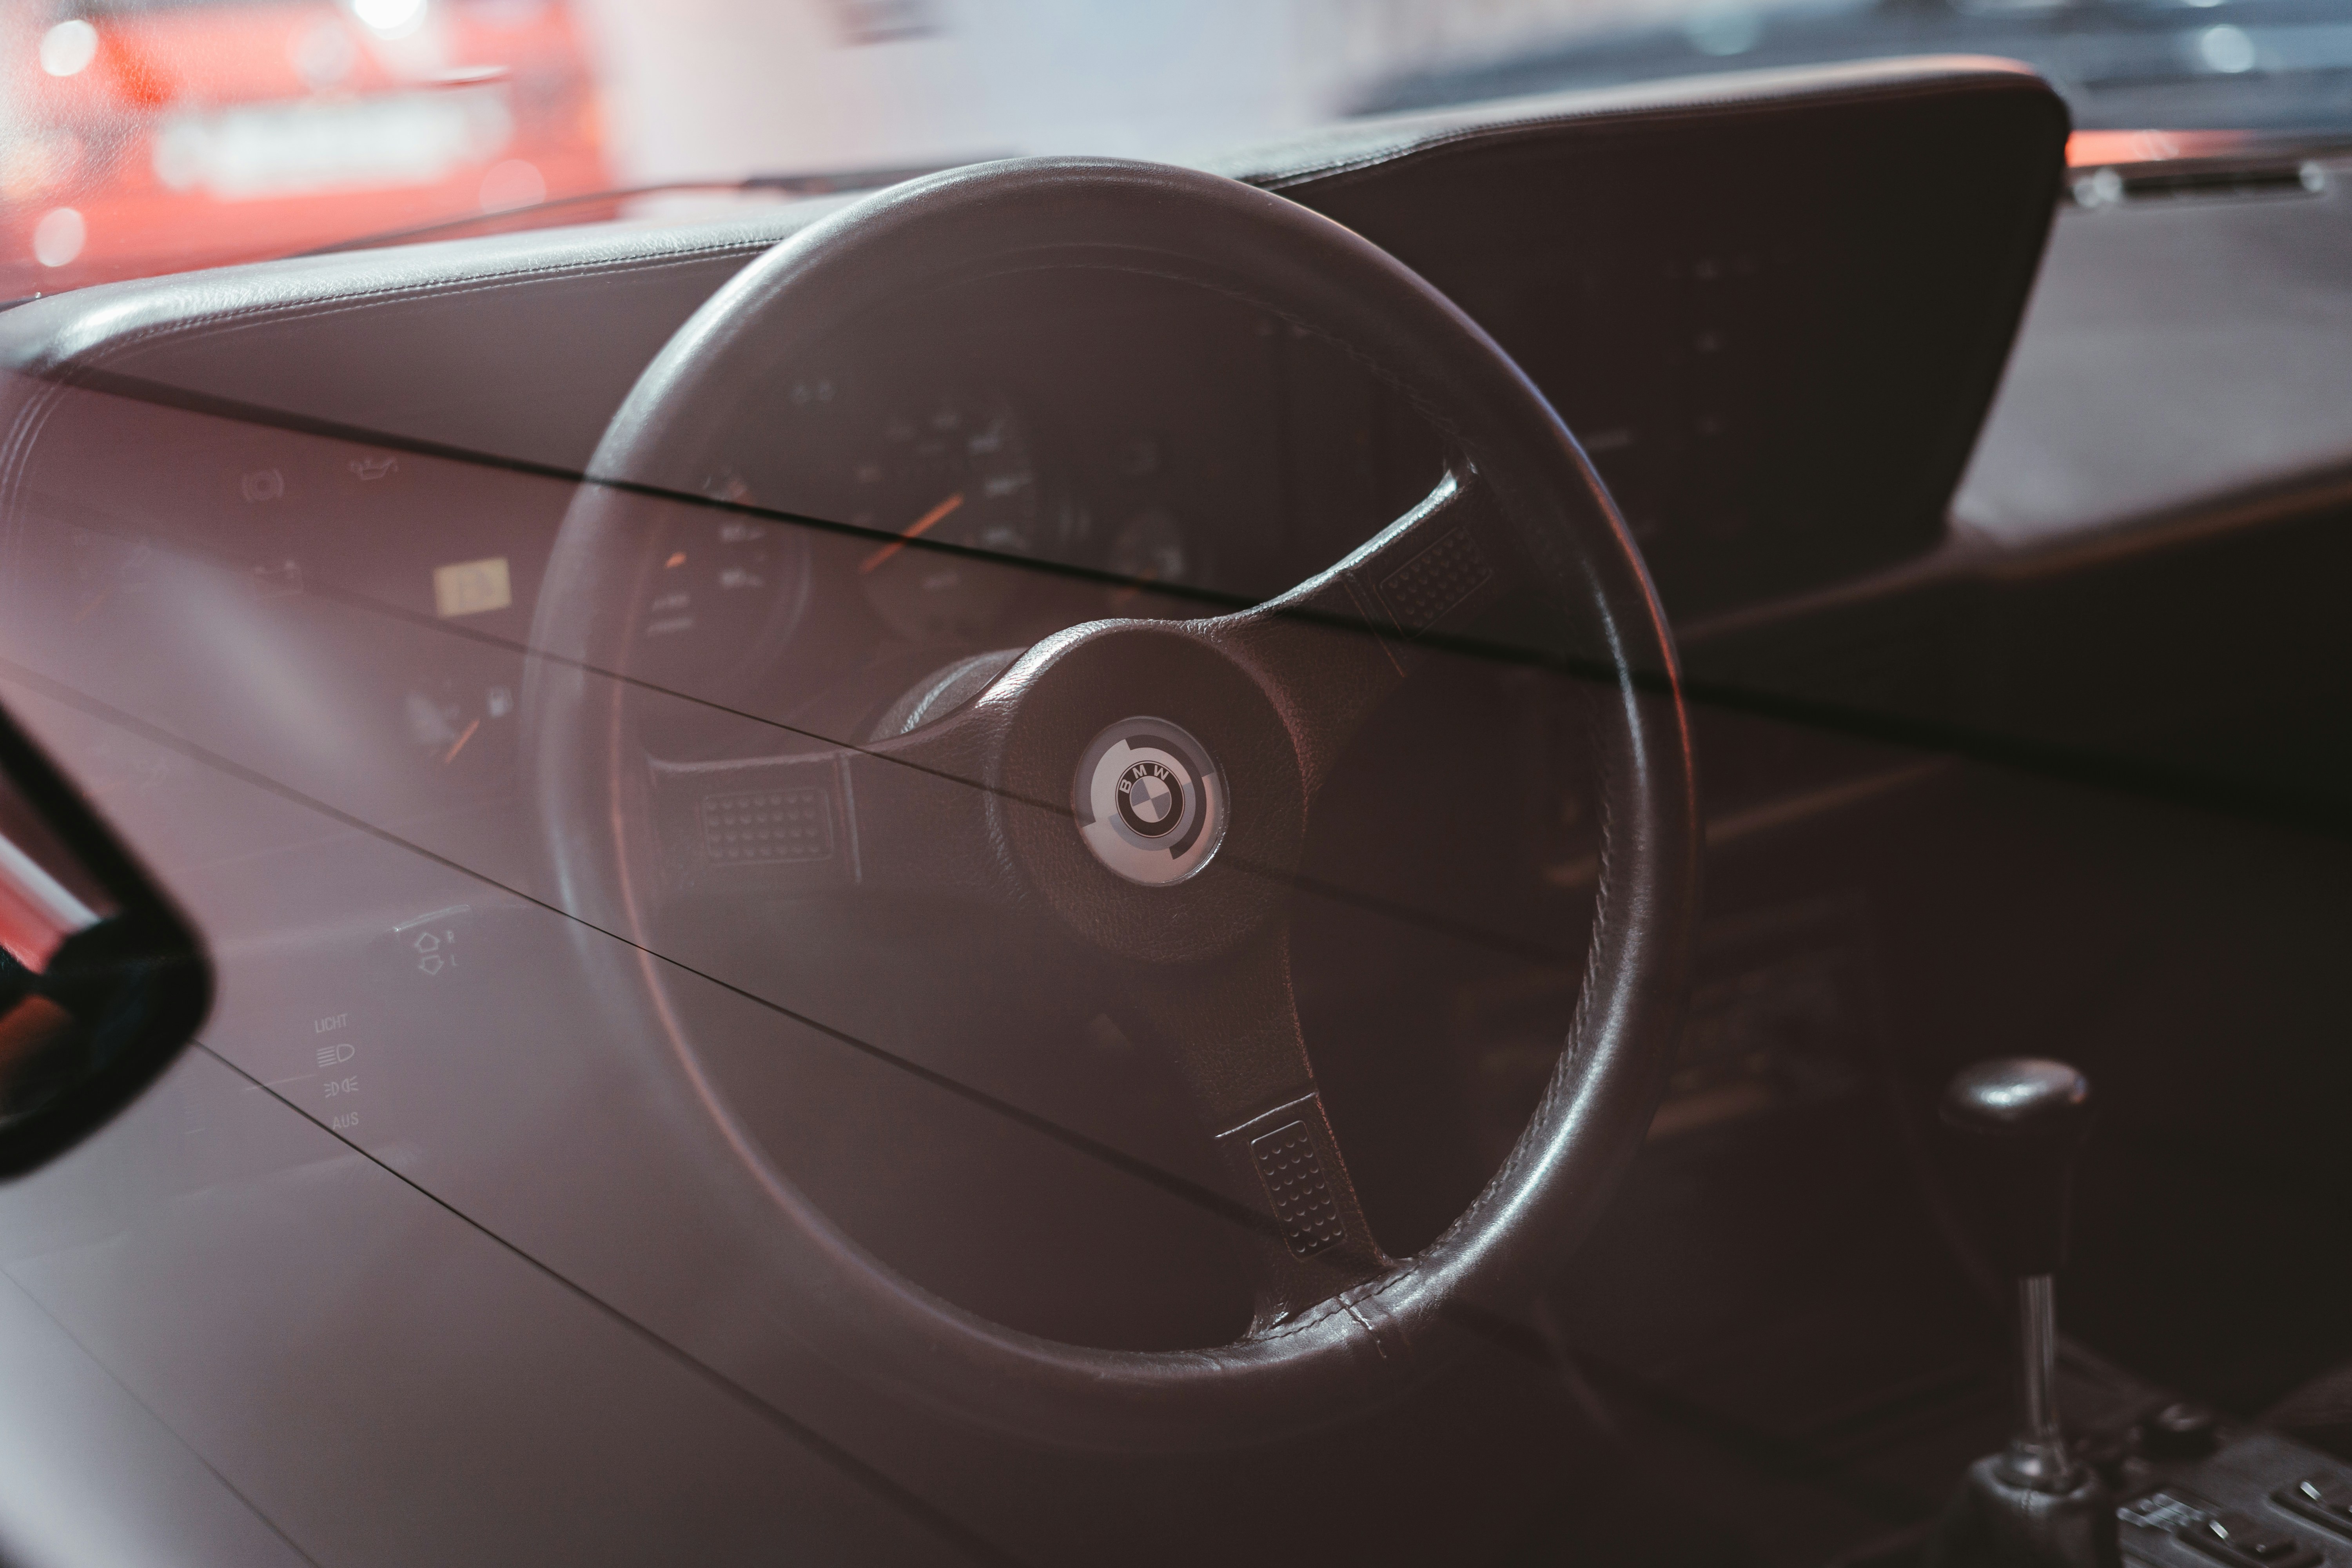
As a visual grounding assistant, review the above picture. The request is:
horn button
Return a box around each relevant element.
[1073,717,1225,886]
[994,623,1303,963]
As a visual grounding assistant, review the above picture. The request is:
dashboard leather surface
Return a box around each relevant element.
[0,209,837,477]
[1245,55,2066,615]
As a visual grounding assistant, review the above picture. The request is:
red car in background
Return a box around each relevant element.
[0,0,608,299]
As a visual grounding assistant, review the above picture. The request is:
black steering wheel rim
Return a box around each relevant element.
[524,156,1698,1451]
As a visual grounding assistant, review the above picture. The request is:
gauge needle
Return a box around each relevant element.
[858,492,963,575]
[441,717,481,765]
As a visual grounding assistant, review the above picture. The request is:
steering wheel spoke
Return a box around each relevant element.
[1203,465,1512,798]
[1124,936,1388,1326]
[644,719,1016,906]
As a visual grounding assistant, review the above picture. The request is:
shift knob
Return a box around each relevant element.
[1926,1059,2119,1560]
[1941,1058,2094,1281]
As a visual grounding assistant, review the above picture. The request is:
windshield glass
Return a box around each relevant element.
[4,0,2345,297]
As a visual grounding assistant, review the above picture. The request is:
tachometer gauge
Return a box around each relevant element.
[852,390,1041,640]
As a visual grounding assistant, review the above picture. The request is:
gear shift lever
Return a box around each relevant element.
[1926,1057,2118,1568]
[1942,1057,2095,1490]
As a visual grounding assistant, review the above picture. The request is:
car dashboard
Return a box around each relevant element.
[1,50,2350,1568]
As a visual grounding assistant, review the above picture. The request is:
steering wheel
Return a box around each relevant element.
[525,158,1697,1451]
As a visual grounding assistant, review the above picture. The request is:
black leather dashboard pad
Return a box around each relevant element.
[1232,56,2069,617]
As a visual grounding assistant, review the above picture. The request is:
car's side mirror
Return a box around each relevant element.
[0,701,209,1177]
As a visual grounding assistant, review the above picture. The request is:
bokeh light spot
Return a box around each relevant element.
[39,19,100,78]
[33,209,87,269]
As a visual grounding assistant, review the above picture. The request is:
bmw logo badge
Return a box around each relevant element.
[1073,718,1225,886]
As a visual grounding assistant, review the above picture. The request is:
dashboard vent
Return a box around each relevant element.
[2071,157,2330,209]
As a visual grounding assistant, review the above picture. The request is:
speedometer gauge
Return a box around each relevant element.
[851,390,1041,640]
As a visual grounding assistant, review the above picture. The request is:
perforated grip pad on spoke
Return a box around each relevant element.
[1251,1120,1345,1258]
[1372,525,1494,636]
[702,786,835,864]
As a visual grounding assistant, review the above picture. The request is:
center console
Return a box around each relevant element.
[2110,1427,2352,1568]
[1919,1058,2352,1568]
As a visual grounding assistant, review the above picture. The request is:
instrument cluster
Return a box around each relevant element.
[626,268,1446,732]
